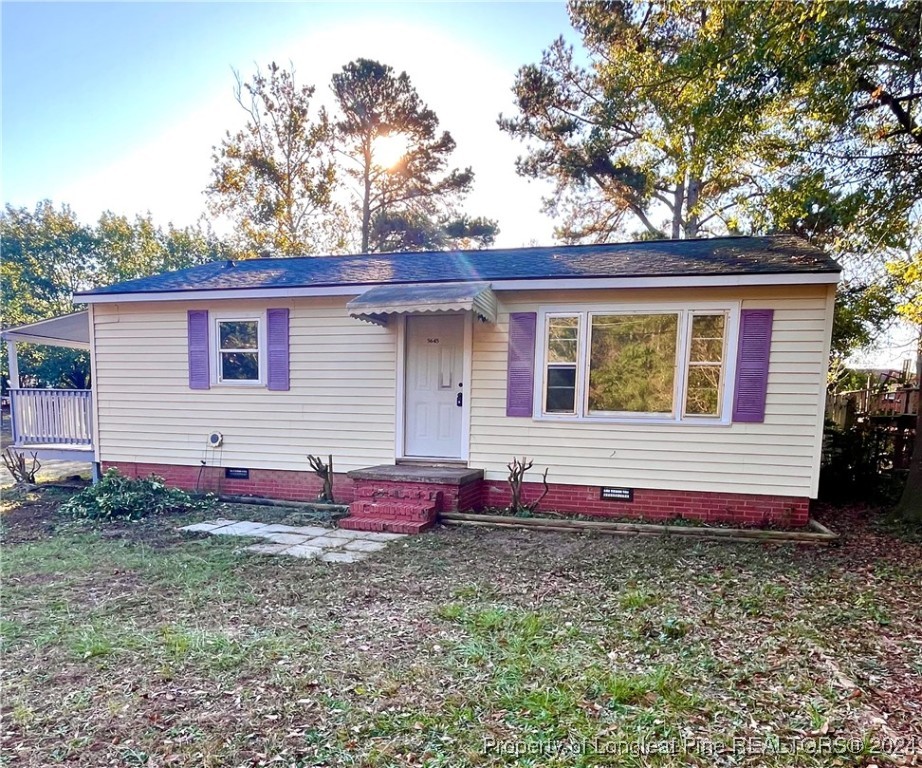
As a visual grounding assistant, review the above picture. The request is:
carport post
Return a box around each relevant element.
[7,339,19,388]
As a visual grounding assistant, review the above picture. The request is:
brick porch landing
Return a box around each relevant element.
[341,464,483,534]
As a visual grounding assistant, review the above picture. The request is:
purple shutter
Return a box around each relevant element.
[506,312,537,417]
[187,310,210,390]
[732,309,774,423]
[266,308,290,391]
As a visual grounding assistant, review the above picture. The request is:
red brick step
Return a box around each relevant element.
[342,477,445,535]
[339,516,434,534]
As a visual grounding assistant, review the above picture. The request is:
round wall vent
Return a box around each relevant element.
[207,431,224,448]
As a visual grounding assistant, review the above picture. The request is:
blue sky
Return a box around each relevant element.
[2,3,915,368]
[3,1,576,245]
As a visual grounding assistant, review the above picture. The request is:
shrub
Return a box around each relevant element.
[61,468,213,522]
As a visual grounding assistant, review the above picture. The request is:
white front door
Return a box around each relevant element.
[404,314,465,459]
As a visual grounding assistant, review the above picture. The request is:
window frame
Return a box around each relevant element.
[541,312,583,415]
[534,301,740,426]
[585,309,682,419]
[681,310,730,420]
[210,311,267,387]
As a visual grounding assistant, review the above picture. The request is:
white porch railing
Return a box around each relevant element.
[9,388,93,446]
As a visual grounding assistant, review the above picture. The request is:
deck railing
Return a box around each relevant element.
[9,388,93,446]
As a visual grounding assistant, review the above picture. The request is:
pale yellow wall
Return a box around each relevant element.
[92,297,398,472]
[470,284,835,498]
[92,282,834,498]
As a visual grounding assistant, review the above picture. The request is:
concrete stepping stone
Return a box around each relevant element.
[211,521,272,536]
[280,543,325,559]
[286,525,333,537]
[180,519,238,533]
[179,518,405,562]
[302,534,355,548]
[261,532,312,545]
[245,543,294,555]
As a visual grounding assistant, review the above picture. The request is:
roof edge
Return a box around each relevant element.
[74,271,840,304]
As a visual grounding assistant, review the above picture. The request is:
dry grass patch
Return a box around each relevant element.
[1,492,920,766]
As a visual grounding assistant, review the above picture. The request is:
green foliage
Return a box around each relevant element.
[886,245,922,328]
[1,202,234,390]
[332,58,498,253]
[370,211,498,253]
[61,469,213,522]
[732,0,920,280]
[502,0,919,378]
[830,281,897,372]
[94,212,236,284]
[499,1,800,241]
[207,62,343,257]
[500,1,918,259]
[819,425,905,505]
[0,202,94,326]
[887,238,921,518]
[770,1,920,205]
[0,200,92,389]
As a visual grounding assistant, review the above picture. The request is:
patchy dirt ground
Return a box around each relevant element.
[0,412,93,488]
[2,489,921,767]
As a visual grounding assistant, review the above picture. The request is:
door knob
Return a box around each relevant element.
[456,392,463,407]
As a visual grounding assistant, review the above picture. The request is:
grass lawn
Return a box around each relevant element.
[2,488,921,767]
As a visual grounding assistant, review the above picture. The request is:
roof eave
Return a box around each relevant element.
[73,270,841,305]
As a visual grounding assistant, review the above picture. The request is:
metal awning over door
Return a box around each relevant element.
[347,282,496,326]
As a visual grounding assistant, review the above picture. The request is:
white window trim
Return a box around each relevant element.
[533,301,740,426]
[681,310,731,420]
[542,312,582,416]
[210,311,267,387]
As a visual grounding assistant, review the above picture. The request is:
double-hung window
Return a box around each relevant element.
[539,306,733,423]
[544,315,580,413]
[215,317,263,384]
[683,313,726,417]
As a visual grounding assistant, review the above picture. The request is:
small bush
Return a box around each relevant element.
[61,468,213,522]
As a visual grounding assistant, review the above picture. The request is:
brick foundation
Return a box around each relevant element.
[478,482,810,528]
[103,461,810,528]
[101,462,355,504]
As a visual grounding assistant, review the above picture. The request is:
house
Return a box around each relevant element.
[6,235,840,531]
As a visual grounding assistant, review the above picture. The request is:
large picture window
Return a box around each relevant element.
[588,313,679,415]
[539,306,731,422]
[216,318,261,383]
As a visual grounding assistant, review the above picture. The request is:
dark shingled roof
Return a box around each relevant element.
[77,235,840,297]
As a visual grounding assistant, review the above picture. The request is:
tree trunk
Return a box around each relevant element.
[361,141,372,253]
[671,180,684,239]
[685,176,701,238]
[894,328,922,520]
